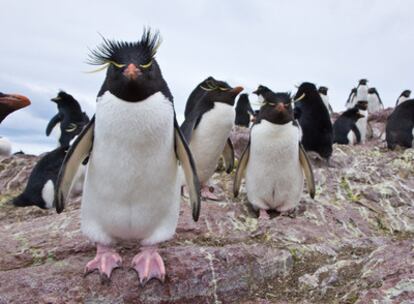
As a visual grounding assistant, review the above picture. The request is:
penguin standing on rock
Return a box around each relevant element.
[318,86,333,114]
[233,92,315,220]
[367,87,384,113]
[333,107,364,145]
[235,93,254,127]
[356,79,369,102]
[386,99,414,149]
[46,91,89,148]
[355,101,368,144]
[181,78,243,200]
[293,82,333,162]
[0,92,31,156]
[396,90,411,106]
[54,29,201,284]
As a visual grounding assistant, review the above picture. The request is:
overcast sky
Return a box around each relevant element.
[1,1,413,154]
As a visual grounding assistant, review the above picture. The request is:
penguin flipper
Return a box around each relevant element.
[222,138,235,174]
[233,140,250,197]
[299,143,315,199]
[174,118,201,222]
[46,114,62,136]
[54,116,95,213]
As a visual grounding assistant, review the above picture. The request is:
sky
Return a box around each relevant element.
[1,0,413,154]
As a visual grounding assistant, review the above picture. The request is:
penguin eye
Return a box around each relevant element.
[139,60,153,69]
[108,61,126,69]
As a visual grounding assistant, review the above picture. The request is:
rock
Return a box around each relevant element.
[1,109,413,303]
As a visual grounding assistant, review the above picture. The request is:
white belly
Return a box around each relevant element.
[356,85,368,101]
[397,96,408,106]
[245,121,303,212]
[367,94,383,113]
[356,110,368,144]
[0,137,12,156]
[190,102,235,183]
[347,130,356,145]
[81,91,180,246]
[320,94,331,114]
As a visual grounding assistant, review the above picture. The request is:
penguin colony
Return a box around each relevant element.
[2,28,414,286]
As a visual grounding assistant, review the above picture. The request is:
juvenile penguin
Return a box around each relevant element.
[0,92,31,156]
[333,107,364,145]
[396,90,411,106]
[233,92,315,219]
[355,101,368,144]
[46,91,90,148]
[386,99,414,149]
[235,93,254,127]
[54,29,201,284]
[356,79,369,102]
[345,88,357,109]
[367,87,384,113]
[181,79,243,200]
[318,86,333,114]
[293,82,333,162]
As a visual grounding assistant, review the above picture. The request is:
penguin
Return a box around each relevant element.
[252,85,274,103]
[184,76,216,118]
[318,86,333,114]
[235,93,254,127]
[386,99,414,149]
[396,90,411,106]
[54,29,201,284]
[367,87,384,113]
[345,88,357,109]
[233,92,315,220]
[355,100,368,144]
[293,82,333,162]
[46,91,90,148]
[356,79,369,102]
[0,92,31,156]
[181,79,243,200]
[333,107,365,145]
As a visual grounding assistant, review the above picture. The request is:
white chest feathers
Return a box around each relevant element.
[397,96,409,106]
[356,85,368,102]
[367,93,383,113]
[356,109,368,144]
[190,102,235,183]
[320,94,332,114]
[245,121,303,212]
[0,137,12,156]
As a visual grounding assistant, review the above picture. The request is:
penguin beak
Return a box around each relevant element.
[51,96,61,102]
[230,86,244,95]
[0,94,31,110]
[274,102,287,112]
[123,63,141,80]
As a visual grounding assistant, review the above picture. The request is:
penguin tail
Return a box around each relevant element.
[10,193,32,208]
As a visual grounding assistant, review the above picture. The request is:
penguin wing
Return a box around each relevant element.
[298,143,315,199]
[222,138,235,173]
[54,116,95,213]
[46,114,62,136]
[180,102,214,142]
[233,139,250,197]
[174,118,201,222]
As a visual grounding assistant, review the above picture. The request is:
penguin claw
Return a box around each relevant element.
[258,209,270,220]
[84,245,122,281]
[132,247,166,286]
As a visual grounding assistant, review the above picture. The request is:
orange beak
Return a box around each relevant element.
[123,63,141,80]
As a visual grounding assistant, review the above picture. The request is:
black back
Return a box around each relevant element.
[386,100,414,149]
[294,82,333,159]
[12,147,67,209]
[333,107,363,144]
[235,93,254,127]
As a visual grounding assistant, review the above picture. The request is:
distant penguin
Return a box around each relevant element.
[318,86,333,114]
[233,92,315,220]
[181,79,243,200]
[293,82,333,162]
[345,88,357,109]
[396,90,411,106]
[356,79,369,102]
[235,93,254,127]
[0,92,31,156]
[54,29,200,284]
[252,85,274,103]
[46,91,89,148]
[355,101,368,144]
[333,107,364,145]
[386,99,414,149]
[367,87,384,113]
[184,76,216,118]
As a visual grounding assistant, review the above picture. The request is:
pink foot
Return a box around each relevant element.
[201,185,222,201]
[85,244,122,280]
[132,247,166,286]
[259,209,270,220]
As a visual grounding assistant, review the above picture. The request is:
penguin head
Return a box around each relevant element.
[358,79,368,86]
[356,100,368,111]
[401,90,411,98]
[51,91,81,109]
[293,82,318,102]
[199,78,243,106]
[257,92,293,125]
[252,85,273,101]
[368,87,378,95]
[236,93,250,106]
[0,92,31,123]
[344,107,365,121]
[318,86,328,95]
[88,29,168,102]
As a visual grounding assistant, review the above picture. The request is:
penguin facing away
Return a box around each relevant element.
[355,101,368,144]
[396,90,411,106]
[345,88,357,109]
[46,91,90,148]
[367,87,384,113]
[0,92,31,156]
[333,107,364,145]
[181,78,243,200]
[233,92,315,220]
[293,82,333,162]
[54,29,201,284]
[318,86,333,114]
[386,99,414,149]
[235,93,254,127]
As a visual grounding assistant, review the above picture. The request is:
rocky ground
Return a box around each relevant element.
[0,112,413,304]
